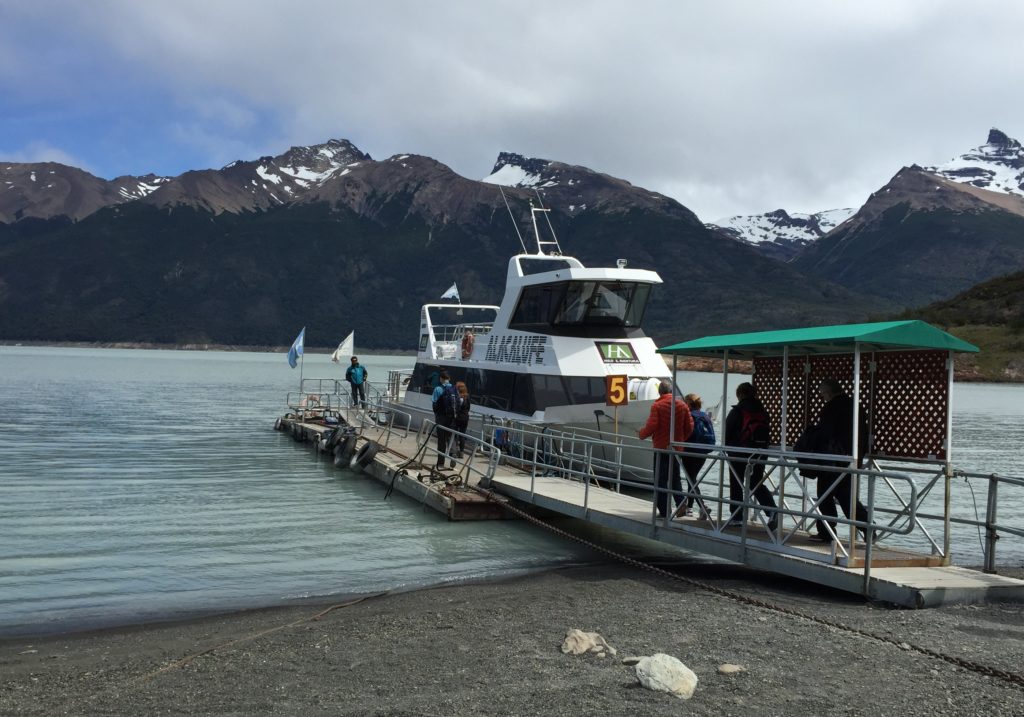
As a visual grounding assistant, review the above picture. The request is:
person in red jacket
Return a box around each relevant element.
[638,380,694,518]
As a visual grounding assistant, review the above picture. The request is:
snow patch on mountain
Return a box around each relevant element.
[482,152,559,189]
[709,207,855,246]
[927,128,1024,197]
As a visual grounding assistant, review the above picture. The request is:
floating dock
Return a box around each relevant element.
[275,406,1024,609]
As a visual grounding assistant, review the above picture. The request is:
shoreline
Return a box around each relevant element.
[2,341,1018,383]
[3,563,1023,715]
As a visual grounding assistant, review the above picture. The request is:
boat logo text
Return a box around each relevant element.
[485,335,548,365]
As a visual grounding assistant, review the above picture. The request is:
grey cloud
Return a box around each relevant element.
[2,0,1023,219]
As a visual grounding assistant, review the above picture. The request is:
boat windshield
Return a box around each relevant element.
[510,280,651,334]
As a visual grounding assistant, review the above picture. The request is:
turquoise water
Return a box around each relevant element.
[0,347,1021,637]
[0,348,601,637]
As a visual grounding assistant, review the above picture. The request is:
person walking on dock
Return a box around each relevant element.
[638,380,694,519]
[681,393,714,518]
[808,378,870,542]
[431,371,458,469]
[725,382,778,530]
[345,357,369,408]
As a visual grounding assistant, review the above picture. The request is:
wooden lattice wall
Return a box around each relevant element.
[752,350,950,460]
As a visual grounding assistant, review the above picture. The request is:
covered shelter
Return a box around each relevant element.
[657,320,979,566]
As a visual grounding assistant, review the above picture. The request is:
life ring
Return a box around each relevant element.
[333,435,358,467]
[348,441,379,473]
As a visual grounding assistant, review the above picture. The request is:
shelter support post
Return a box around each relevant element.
[719,350,730,524]
[943,351,954,565]
[850,345,861,550]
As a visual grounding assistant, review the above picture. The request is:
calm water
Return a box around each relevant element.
[1,347,1022,637]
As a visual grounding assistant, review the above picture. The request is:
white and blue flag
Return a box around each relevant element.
[287,327,305,368]
[440,282,460,302]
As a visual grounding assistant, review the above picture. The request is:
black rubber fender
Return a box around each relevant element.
[348,441,379,473]
[333,435,358,467]
[274,417,282,431]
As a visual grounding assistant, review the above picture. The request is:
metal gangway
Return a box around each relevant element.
[469,321,1024,607]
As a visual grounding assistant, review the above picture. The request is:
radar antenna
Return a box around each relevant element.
[531,190,563,255]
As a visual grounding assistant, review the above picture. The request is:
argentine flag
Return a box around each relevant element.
[287,327,305,368]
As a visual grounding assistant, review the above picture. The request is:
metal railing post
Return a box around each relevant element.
[984,474,1000,573]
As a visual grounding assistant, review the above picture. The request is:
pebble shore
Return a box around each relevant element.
[2,563,1023,716]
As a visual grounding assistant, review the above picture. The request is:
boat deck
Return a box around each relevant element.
[277,409,1024,608]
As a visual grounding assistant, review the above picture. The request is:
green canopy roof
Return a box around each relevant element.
[658,320,979,359]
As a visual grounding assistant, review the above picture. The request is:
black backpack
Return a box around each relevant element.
[739,408,770,448]
[434,383,459,420]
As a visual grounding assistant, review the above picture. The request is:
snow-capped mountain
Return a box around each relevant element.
[140,139,370,214]
[926,128,1024,197]
[481,151,690,219]
[0,163,171,222]
[707,207,855,261]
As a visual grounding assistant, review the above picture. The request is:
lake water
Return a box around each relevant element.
[1,347,1022,637]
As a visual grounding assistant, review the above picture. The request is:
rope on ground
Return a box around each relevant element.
[75,591,390,709]
[470,486,1024,691]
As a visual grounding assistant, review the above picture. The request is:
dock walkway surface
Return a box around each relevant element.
[276,408,1024,609]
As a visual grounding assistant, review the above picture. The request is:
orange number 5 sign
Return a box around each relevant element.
[606,375,628,407]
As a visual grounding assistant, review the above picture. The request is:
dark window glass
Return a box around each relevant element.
[509,375,535,415]
[566,376,606,405]
[532,375,569,408]
[510,282,567,328]
[511,280,653,334]
[518,257,573,275]
[623,284,651,326]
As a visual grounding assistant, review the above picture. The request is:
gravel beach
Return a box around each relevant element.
[2,563,1023,716]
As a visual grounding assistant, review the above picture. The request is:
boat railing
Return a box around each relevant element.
[386,370,412,403]
[429,322,494,360]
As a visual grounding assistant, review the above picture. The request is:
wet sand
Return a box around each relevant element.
[2,563,1023,716]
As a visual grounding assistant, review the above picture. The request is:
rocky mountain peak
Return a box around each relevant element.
[482,152,561,188]
[927,128,1024,197]
[987,128,1020,149]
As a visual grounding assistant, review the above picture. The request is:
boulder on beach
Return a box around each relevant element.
[635,654,698,699]
[560,628,617,656]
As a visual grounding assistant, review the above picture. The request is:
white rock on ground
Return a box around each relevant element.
[635,654,698,699]
[718,663,746,675]
[560,629,617,656]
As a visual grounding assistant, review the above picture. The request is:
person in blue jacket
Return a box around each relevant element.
[345,357,368,408]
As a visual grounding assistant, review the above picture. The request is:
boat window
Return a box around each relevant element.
[511,280,652,334]
[566,376,606,405]
[509,282,567,328]
[518,257,573,275]
[532,375,570,407]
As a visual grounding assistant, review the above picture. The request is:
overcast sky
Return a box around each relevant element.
[1,0,1021,220]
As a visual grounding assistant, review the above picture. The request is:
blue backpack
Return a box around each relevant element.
[690,411,716,454]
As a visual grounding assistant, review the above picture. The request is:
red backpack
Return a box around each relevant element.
[739,408,770,448]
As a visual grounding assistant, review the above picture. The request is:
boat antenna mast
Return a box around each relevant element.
[530,190,562,256]
[498,186,529,254]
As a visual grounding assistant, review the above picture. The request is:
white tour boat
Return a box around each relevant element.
[384,206,672,471]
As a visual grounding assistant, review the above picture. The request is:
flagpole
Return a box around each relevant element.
[299,347,305,392]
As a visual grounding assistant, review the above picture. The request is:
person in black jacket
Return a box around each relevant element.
[724,382,778,530]
[808,378,870,542]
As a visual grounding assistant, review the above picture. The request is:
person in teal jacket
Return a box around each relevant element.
[345,357,368,407]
